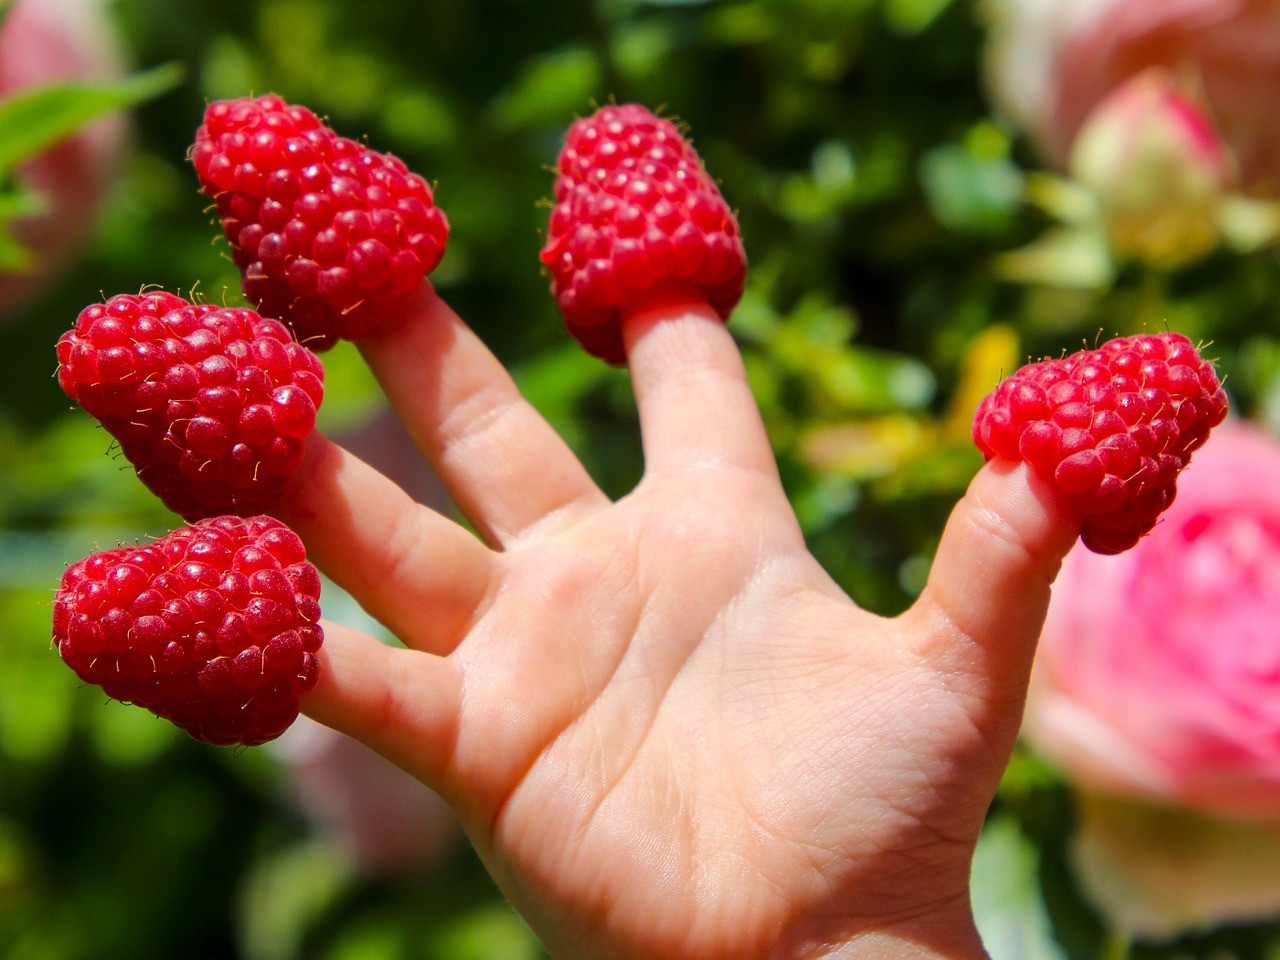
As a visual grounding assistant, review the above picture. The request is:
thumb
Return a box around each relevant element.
[906,460,1081,700]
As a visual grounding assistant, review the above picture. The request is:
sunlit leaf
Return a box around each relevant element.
[0,63,183,177]
[0,182,45,270]
[942,323,1019,441]
[972,816,1070,960]
[0,226,29,271]
[428,904,544,960]
[512,344,613,452]
[919,139,1022,235]
[799,415,931,479]
[995,226,1115,290]
[884,0,955,34]
[491,48,602,130]
[238,841,354,960]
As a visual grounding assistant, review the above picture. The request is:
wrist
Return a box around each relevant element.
[773,898,988,960]
[801,931,987,960]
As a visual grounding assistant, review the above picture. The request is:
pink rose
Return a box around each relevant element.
[1025,420,1280,934]
[982,0,1280,196]
[1026,420,1280,820]
[1068,792,1280,936]
[1068,67,1232,265]
[0,0,127,318]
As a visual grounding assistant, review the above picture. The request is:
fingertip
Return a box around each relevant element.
[911,460,1081,684]
[360,278,444,350]
[299,620,398,739]
[301,620,462,793]
[620,282,722,349]
[963,459,1081,573]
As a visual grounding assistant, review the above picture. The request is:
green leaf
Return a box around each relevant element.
[491,47,602,131]
[0,225,31,271]
[237,841,354,960]
[0,183,45,221]
[428,904,544,960]
[885,0,956,34]
[994,226,1115,290]
[0,62,184,177]
[972,816,1069,960]
[0,181,47,270]
[918,139,1022,235]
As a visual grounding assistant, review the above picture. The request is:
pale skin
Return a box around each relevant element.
[280,281,1081,960]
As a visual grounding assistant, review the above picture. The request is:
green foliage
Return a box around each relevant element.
[0,64,183,178]
[0,64,183,269]
[2,0,1280,957]
[972,816,1069,960]
[0,185,43,270]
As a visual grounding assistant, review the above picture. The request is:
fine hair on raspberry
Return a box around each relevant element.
[972,331,1229,554]
[191,93,449,348]
[52,515,323,746]
[56,289,324,522]
[540,103,747,363]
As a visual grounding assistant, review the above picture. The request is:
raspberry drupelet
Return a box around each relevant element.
[540,103,748,364]
[191,93,449,349]
[972,331,1229,554]
[56,290,324,521]
[52,515,323,746]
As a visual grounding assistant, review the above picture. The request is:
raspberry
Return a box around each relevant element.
[51,515,323,746]
[972,331,1229,554]
[539,104,747,364]
[191,93,449,349]
[56,290,324,521]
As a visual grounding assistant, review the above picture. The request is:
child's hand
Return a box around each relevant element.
[281,282,1079,960]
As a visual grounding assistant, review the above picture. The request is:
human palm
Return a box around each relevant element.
[283,285,1079,960]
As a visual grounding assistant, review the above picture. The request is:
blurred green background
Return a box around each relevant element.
[3,0,1280,957]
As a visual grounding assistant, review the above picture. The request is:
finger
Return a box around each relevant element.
[359,282,608,546]
[905,460,1081,697]
[622,285,778,478]
[301,619,462,795]
[281,433,495,656]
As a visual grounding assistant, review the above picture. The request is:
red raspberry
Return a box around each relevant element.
[972,331,1229,554]
[191,93,449,349]
[55,290,324,521]
[540,104,747,364]
[51,515,323,746]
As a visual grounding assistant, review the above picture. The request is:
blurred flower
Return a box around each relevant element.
[1069,792,1280,937]
[0,0,128,318]
[1028,420,1280,819]
[983,0,1280,196]
[981,0,1114,157]
[1067,68,1232,267]
[1025,420,1280,933]
[272,716,461,877]
[1054,0,1280,197]
[983,0,1280,271]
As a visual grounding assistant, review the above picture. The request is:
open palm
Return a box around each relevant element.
[282,285,1079,960]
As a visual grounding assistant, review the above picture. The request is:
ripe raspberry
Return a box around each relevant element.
[540,104,747,364]
[51,515,323,746]
[191,93,449,349]
[972,331,1229,554]
[56,290,324,521]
